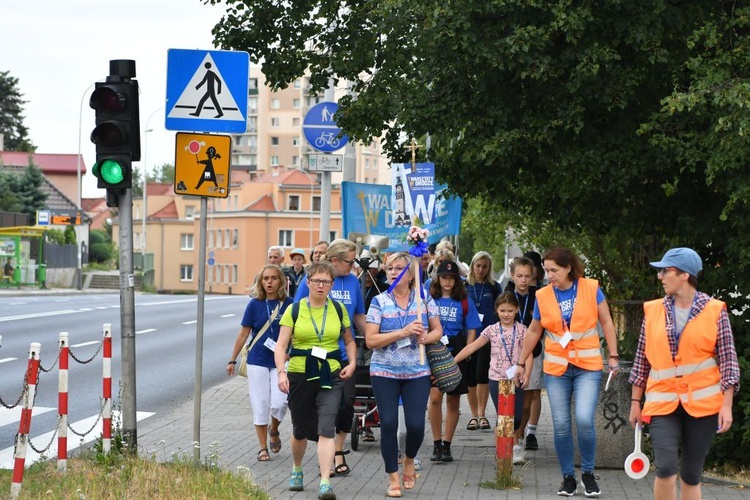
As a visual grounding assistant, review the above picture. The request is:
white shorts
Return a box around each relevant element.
[247,365,288,426]
[526,353,544,391]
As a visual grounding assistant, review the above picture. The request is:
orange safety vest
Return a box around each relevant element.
[642,298,724,418]
[538,278,603,376]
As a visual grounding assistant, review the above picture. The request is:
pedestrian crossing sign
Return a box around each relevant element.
[174,132,232,198]
[166,49,249,133]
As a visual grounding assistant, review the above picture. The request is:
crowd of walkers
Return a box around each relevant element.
[229,241,739,500]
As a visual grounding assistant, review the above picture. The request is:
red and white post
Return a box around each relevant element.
[495,380,515,482]
[58,332,69,473]
[102,323,112,454]
[10,342,41,500]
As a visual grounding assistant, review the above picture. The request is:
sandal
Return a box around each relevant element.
[466,417,479,430]
[478,417,491,430]
[402,473,417,490]
[363,429,376,442]
[269,430,282,453]
[334,450,351,475]
[386,484,403,498]
[257,448,270,462]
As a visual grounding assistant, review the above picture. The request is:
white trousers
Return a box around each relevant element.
[246,365,288,426]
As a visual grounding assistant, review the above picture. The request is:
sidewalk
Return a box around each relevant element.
[137,377,746,499]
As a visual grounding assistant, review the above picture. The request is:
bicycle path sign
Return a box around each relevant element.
[303,101,349,152]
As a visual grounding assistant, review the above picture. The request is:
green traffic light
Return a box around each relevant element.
[96,159,125,184]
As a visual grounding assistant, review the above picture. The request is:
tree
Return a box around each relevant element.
[132,162,175,197]
[0,71,35,152]
[211,1,750,464]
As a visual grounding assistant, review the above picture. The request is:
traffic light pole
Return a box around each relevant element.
[192,196,208,466]
[118,189,138,452]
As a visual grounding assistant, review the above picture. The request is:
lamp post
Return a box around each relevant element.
[141,107,164,278]
[76,83,95,290]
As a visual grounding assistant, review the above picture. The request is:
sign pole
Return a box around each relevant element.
[192,196,208,466]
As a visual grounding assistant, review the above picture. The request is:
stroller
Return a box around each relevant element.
[351,336,379,450]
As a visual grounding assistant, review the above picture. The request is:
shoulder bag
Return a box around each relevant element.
[425,341,462,393]
[237,303,281,378]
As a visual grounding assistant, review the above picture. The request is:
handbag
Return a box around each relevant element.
[425,341,462,393]
[237,303,281,377]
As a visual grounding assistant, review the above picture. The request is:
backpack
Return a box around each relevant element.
[290,298,345,335]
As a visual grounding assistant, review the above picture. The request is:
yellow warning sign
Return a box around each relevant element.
[174,132,232,198]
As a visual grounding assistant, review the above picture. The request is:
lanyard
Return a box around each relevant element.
[265,299,277,320]
[472,283,485,306]
[553,281,577,331]
[498,323,517,362]
[389,290,414,330]
[515,292,529,324]
[306,298,328,342]
[669,293,697,341]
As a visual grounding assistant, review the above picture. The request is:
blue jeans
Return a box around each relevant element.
[371,375,431,474]
[544,365,602,476]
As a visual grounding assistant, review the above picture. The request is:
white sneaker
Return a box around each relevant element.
[414,457,422,471]
[512,444,526,464]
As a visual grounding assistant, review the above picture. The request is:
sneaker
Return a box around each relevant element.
[442,443,453,462]
[557,475,577,496]
[581,472,601,497]
[318,482,336,500]
[289,470,304,491]
[414,457,422,471]
[525,433,538,450]
[512,444,525,464]
[430,442,443,462]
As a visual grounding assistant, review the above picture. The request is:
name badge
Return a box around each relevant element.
[478,313,485,322]
[264,338,277,351]
[311,346,327,360]
[396,337,411,349]
[440,335,449,345]
[505,365,517,380]
[559,331,572,348]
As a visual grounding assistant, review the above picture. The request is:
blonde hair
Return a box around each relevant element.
[253,264,289,300]
[322,238,356,262]
[466,251,497,286]
[385,252,416,286]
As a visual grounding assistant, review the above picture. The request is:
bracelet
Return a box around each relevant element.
[277,369,287,375]
[631,398,642,404]
[610,355,620,360]
[515,362,526,368]
[227,361,237,365]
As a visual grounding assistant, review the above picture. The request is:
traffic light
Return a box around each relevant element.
[90,60,140,207]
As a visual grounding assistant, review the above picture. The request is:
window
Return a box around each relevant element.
[293,98,301,108]
[216,229,223,248]
[271,136,279,146]
[271,98,280,109]
[208,229,214,249]
[180,233,194,250]
[292,155,299,166]
[329,231,337,241]
[278,230,293,247]
[364,177,369,183]
[365,159,370,169]
[206,263,214,284]
[288,195,300,211]
[271,117,280,127]
[292,117,300,127]
[185,205,195,219]
[232,265,238,283]
[312,196,321,212]
[294,79,301,89]
[180,265,194,281]
[224,229,231,248]
[292,137,300,146]
[270,155,279,166]
[232,229,239,248]
[216,265,223,283]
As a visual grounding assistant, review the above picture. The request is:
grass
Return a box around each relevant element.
[0,443,270,500]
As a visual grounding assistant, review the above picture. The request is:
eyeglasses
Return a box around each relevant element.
[309,278,334,287]
[386,266,407,273]
[340,258,355,266]
[657,267,677,277]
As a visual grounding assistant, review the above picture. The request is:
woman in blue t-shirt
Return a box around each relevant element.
[428,260,483,463]
[227,264,293,462]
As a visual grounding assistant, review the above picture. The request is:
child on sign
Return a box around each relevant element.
[454,292,527,464]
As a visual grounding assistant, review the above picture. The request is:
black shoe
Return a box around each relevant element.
[441,443,453,462]
[525,433,538,450]
[581,472,601,497]
[430,442,443,462]
[557,475,577,496]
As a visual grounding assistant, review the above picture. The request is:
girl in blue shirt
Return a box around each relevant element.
[427,260,483,463]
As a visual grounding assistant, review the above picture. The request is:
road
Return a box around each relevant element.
[0,292,250,466]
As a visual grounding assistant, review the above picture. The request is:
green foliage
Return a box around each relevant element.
[63,226,76,244]
[132,162,175,197]
[0,70,35,152]
[0,162,47,220]
[89,229,116,264]
[0,169,22,212]
[45,228,66,244]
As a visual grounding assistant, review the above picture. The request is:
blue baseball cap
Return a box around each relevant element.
[649,247,702,277]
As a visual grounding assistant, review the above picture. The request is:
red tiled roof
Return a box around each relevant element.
[146,183,173,196]
[0,151,86,175]
[254,168,318,186]
[150,201,179,219]
[245,194,276,212]
[82,198,107,211]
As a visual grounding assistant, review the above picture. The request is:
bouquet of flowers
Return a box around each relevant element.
[406,224,429,257]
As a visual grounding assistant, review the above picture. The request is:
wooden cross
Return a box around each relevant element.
[404,138,421,169]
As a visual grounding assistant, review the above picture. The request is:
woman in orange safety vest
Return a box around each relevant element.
[514,247,620,497]
[629,247,739,500]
